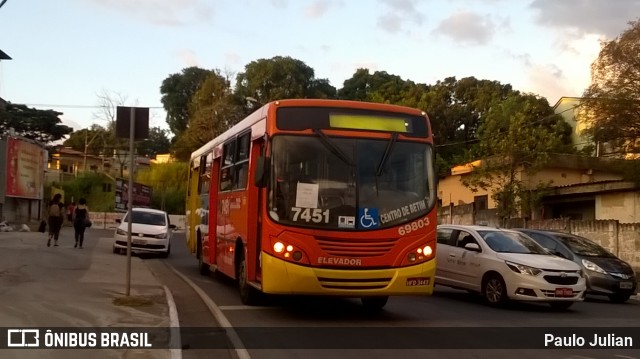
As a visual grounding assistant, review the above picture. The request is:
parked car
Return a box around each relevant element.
[436,225,586,309]
[113,208,176,258]
[515,229,637,303]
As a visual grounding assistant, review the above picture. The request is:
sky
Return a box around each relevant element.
[0,0,638,137]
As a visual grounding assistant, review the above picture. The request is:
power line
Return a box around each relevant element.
[19,103,164,110]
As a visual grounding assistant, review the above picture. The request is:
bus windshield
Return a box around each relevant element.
[269,135,435,230]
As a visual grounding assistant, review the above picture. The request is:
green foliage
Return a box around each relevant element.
[235,56,337,107]
[161,67,217,137]
[137,127,172,157]
[136,162,189,214]
[464,94,574,219]
[0,103,73,144]
[582,19,640,156]
[61,172,115,211]
[171,72,244,161]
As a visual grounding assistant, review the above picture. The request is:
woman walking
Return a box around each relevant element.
[73,198,90,248]
[47,193,64,247]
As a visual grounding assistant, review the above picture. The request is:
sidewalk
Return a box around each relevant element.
[0,228,171,359]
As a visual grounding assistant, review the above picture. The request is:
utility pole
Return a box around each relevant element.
[83,129,101,171]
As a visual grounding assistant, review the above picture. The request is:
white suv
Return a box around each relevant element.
[436,225,586,309]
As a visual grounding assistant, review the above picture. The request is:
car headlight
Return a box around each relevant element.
[116,228,127,236]
[156,232,168,239]
[582,259,607,274]
[505,261,542,276]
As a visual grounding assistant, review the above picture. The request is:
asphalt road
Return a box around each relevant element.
[145,233,640,359]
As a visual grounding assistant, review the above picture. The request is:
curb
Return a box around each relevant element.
[164,285,182,359]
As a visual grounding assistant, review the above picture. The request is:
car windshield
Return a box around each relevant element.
[478,230,548,254]
[268,135,436,230]
[122,211,166,226]
[556,234,614,257]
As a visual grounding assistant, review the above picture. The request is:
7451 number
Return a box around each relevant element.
[291,207,330,223]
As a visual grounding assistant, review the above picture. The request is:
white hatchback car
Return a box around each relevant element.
[113,208,175,258]
[436,225,586,309]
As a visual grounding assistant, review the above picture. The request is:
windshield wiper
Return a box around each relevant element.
[313,129,355,167]
[376,133,398,176]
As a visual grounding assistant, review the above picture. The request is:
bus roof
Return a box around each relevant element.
[189,99,428,161]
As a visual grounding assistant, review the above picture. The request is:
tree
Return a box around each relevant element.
[161,67,217,137]
[136,162,189,214]
[137,127,172,157]
[0,103,72,144]
[582,19,640,156]
[235,56,336,109]
[172,72,244,161]
[463,94,574,219]
[62,124,110,155]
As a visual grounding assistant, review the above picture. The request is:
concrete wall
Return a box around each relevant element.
[88,211,187,230]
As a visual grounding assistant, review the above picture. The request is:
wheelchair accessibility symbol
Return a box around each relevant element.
[358,208,379,229]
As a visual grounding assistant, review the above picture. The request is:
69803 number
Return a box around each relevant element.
[398,216,430,236]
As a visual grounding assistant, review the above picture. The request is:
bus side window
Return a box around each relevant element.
[220,141,235,192]
[233,132,251,190]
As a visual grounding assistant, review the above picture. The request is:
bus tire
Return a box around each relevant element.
[196,231,209,276]
[361,296,388,311]
[238,251,260,305]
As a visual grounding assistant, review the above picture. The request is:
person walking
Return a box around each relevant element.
[73,198,90,248]
[47,193,64,247]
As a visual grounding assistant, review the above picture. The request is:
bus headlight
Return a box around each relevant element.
[403,243,435,265]
[270,238,309,264]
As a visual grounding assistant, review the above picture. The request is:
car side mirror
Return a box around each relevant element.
[169,224,177,230]
[254,156,270,188]
[464,243,481,252]
[115,219,121,224]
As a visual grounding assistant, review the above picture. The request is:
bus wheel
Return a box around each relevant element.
[238,252,260,305]
[361,296,388,311]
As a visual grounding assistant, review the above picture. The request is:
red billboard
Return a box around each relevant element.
[5,138,45,199]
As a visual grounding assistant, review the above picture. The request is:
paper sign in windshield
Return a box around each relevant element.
[295,183,319,208]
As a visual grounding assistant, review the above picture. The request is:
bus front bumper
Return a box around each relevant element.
[261,253,436,296]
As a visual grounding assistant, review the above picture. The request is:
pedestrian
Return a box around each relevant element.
[47,193,64,247]
[73,198,90,248]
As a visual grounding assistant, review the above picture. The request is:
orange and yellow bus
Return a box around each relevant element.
[186,99,437,310]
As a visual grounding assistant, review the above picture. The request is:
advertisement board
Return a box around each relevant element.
[114,178,152,212]
[5,138,45,199]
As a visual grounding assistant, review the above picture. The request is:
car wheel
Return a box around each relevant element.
[238,251,260,305]
[361,296,389,311]
[482,274,507,306]
[609,294,631,303]
[549,301,574,310]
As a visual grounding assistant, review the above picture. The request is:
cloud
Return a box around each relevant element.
[305,0,332,19]
[434,11,497,45]
[530,0,640,38]
[177,49,199,67]
[224,51,242,66]
[270,0,288,8]
[87,0,214,26]
[377,0,425,34]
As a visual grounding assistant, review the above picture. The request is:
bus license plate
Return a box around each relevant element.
[406,277,430,286]
[555,288,573,297]
[620,282,633,289]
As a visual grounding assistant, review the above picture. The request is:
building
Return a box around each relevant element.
[438,154,628,222]
[46,147,150,183]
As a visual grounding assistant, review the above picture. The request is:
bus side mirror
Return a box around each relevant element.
[254,156,270,188]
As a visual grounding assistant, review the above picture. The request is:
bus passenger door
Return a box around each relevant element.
[207,158,220,267]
